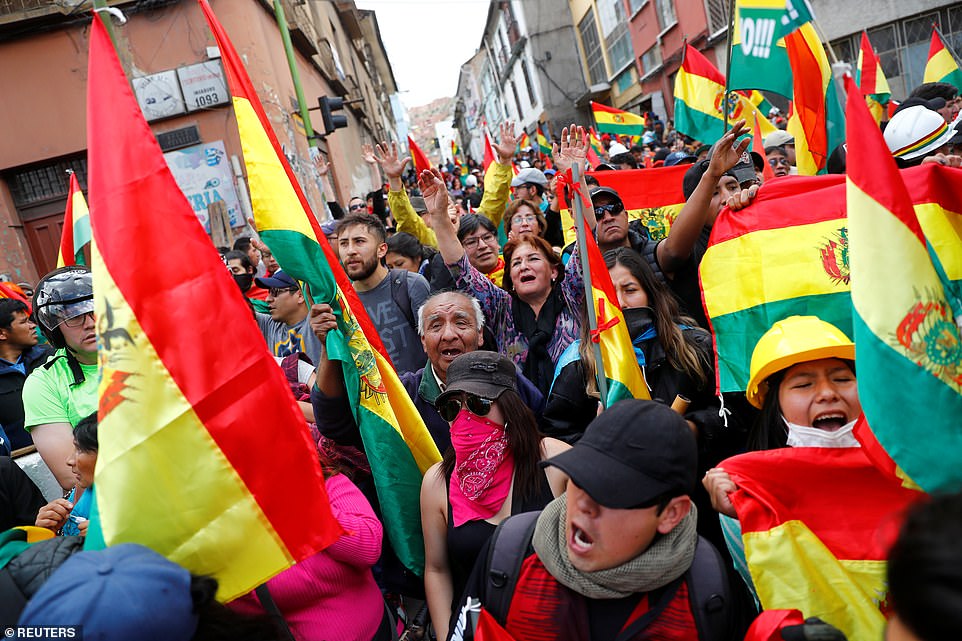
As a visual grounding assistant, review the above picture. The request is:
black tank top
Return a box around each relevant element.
[445,464,554,610]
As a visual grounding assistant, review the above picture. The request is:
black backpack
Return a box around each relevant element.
[480,511,732,641]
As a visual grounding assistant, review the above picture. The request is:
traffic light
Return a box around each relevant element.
[318,96,348,135]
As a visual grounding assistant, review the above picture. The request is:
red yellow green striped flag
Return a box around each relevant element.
[409,135,432,174]
[724,447,923,641]
[845,74,962,493]
[536,125,552,155]
[517,131,530,151]
[784,22,846,175]
[588,165,689,242]
[923,25,962,90]
[84,16,342,600]
[700,174,852,392]
[557,181,649,404]
[856,31,891,125]
[674,43,775,144]
[57,172,91,268]
[591,101,646,136]
[200,0,441,575]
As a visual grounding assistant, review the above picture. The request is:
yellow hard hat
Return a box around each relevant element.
[745,316,855,409]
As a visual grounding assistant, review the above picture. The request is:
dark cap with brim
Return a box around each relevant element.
[435,351,518,405]
[255,269,297,290]
[409,196,428,214]
[589,186,623,206]
[542,399,697,509]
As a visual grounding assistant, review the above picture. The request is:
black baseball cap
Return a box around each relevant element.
[543,399,697,508]
[589,186,623,207]
[436,351,518,403]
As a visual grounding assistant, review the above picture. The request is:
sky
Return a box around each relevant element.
[355,0,491,110]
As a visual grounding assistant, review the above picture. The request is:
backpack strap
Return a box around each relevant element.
[482,511,540,626]
[685,536,731,641]
[255,583,297,641]
[388,269,417,333]
[42,351,85,387]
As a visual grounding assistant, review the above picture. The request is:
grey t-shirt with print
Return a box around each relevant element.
[357,270,430,375]
[256,313,322,366]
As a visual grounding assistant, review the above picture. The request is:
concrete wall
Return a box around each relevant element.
[812,0,957,41]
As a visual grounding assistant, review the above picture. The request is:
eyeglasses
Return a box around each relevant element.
[593,203,624,219]
[62,311,94,328]
[348,203,366,212]
[268,286,299,297]
[462,232,497,250]
[768,157,790,167]
[437,392,494,422]
[511,214,538,225]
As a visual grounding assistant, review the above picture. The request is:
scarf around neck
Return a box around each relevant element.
[513,287,564,394]
[531,493,698,599]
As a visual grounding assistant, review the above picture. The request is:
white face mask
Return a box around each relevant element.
[783,416,860,448]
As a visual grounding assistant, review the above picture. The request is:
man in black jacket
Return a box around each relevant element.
[0,299,53,451]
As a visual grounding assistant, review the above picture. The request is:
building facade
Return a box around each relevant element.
[0,0,398,282]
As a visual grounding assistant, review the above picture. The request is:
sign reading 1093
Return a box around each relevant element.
[177,60,230,112]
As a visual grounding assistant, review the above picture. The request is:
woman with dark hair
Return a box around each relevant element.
[385,231,438,280]
[35,411,97,536]
[420,351,568,641]
[543,247,719,443]
[419,127,594,395]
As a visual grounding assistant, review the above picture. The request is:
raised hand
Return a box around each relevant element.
[373,141,411,180]
[707,119,749,178]
[361,143,377,166]
[552,124,588,174]
[493,121,518,164]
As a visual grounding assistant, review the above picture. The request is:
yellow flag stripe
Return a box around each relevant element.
[92,245,290,601]
[744,519,887,641]
[924,47,959,83]
[700,219,851,317]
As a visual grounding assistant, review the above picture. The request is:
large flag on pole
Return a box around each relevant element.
[856,31,891,125]
[591,102,646,136]
[674,43,775,144]
[200,0,441,575]
[784,22,846,175]
[85,16,342,601]
[727,0,794,97]
[923,25,962,90]
[724,447,923,641]
[57,172,91,267]
[587,165,689,242]
[845,74,962,492]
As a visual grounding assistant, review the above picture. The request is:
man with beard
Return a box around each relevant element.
[337,212,430,374]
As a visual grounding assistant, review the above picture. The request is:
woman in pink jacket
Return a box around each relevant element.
[232,468,388,641]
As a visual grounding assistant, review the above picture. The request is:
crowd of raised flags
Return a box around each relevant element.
[1,0,962,639]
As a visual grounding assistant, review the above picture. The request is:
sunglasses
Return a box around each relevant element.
[768,157,790,167]
[437,392,495,422]
[593,203,624,218]
[348,203,366,211]
[268,286,299,297]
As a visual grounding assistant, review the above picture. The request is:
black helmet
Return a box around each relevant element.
[33,266,93,349]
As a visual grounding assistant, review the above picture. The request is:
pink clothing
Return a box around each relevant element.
[449,409,514,527]
[231,474,384,641]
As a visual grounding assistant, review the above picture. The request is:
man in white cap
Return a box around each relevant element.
[884,104,960,169]
[762,129,796,170]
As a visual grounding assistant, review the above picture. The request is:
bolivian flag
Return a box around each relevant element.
[923,25,962,90]
[588,165,689,242]
[57,172,91,267]
[724,447,924,641]
[558,184,648,404]
[537,125,552,155]
[85,17,342,600]
[591,101,646,136]
[701,165,962,394]
[856,31,891,125]
[845,75,962,493]
[200,0,441,575]
[674,43,775,144]
[784,22,846,175]
[409,135,432,174]
[517,131,530,151]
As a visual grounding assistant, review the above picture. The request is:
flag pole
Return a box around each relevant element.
[91,0,121,53]
[569,163,609,406]
[723,0,735,132]
[273,0,318,148]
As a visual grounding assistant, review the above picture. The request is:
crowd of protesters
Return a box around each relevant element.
[0,79,960,641]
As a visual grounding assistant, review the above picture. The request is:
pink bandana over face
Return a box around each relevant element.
[449,409,514,527]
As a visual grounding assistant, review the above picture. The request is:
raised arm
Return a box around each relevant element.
[553,125,596,234]
[476,121,517,228]
[419,168,462,265]
[373,142,439,247]
[657,120,749,273]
